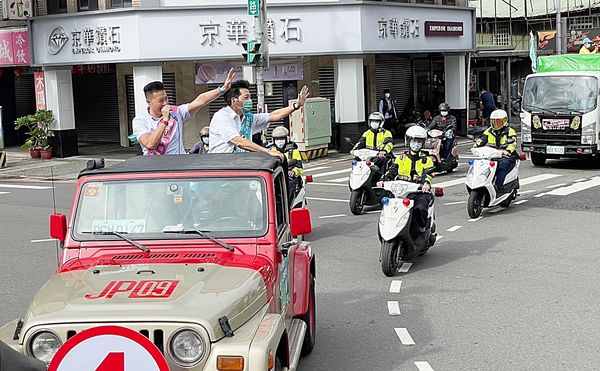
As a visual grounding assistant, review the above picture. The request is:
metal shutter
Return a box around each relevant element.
[125,72,176,134]
[375,57,413,119]
[318,67,335,119]
[14,74,35,119]
[73,73,120,143]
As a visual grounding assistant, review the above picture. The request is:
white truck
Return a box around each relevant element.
[521,55,600,166]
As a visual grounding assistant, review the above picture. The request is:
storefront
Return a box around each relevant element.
[28,3,475,156]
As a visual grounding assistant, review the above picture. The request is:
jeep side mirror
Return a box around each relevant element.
[290,208,312,237]
[50,213,67,242]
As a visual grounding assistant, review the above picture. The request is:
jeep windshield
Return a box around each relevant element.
[522,75,598,114]
[73,177,268,240]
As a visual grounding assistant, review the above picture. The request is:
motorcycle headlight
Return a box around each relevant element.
[169,329,206,367]
[29,331,62,363]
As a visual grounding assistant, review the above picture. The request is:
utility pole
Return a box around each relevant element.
[556,0,562,54]
[246,0,269,113]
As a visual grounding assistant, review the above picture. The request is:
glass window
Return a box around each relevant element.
[273,173,288,233]
[523,76,598,113]
[442,0,456,4]
[110,0,132,8]
[416,0,435,4]
[47,0,67,14]
[78,0,98,11]
[73,177,268,241]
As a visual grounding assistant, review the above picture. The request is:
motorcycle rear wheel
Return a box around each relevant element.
[381,240,400,277]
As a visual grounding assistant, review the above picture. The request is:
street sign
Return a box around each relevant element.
[248,0,259,16]
[48,326,169,371]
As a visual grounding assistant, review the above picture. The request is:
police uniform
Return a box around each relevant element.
[475,126,518,191]
[354,127,394,174]
[270,143,304,203]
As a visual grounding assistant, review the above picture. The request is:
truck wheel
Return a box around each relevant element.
[531,153,546,166]
[467,190,484,219]
[381,240,399,277]
[349,190,365,215]
[300,274,316,356]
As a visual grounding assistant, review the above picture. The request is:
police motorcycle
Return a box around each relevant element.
[465,144,526,218]
[288,158,313,209]
[349,148,389,215]
[424,128,459,174]
[378,176,444,277]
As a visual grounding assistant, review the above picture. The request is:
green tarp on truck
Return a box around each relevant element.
[537,54,600,72]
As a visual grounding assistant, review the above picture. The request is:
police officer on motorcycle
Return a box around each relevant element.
[473,109,518,194]
[377,126,435,247]
[428,102,457,161]
[352,112,394,177]
[269,126,304,204]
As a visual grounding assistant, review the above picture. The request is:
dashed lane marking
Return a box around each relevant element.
[0,184,54,190]
[318,214,347,219]
[574,178,588,182]
[434,178,466,188]
[308,183,348,187]
[444,201,466,206]
[468,217,483,222]
[519,190,536,195]
[311,169,350,178]
[395,328,416,345]
[389,280,402,293]
[446,225,462,232]
[0,191,10,195]
[520,174,562,185]
[326,176,349,183]
[534,193,547,198]
[306,197,347,203]
[546,183,567,189]
[436,235,444,241]
[414,361,435,371]
[304,166,330,172]
[514,200,529,205]
[546,177,600,196]
[31,238,56,243]
[388,301,401,316]
[398,262,413,273]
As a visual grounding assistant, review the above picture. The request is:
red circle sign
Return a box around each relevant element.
[48,326,169,371]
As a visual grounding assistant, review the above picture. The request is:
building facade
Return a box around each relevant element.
[4,0,475,157]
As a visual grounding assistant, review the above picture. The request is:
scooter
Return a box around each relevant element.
[424,129,458,174]
[378,178,444,277]
[288,159,313,209]
[465,146,526,218]
[349,148,388,215]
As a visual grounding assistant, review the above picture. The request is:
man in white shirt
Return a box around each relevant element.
[133,68,235,155]
[209,79,309,160]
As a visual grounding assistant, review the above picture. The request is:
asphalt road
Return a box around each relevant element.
[1,147,600,370]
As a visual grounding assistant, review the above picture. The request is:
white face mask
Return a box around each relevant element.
[202,137,209,145]
[385,93,391,99]
[441,111,448,117]
[370,121,381,130]
[275,139,286,148]
[410,140,423,152]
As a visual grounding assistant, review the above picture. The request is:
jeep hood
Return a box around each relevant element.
[21,263,268,341]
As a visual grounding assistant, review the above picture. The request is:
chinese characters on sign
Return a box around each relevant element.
[71,64,116,75]
[195,60,303,84]
[199,17,302,47]
[378,18,420,39]
[71,26,121,55]
[34,71,47,111]
[0,28,30,67]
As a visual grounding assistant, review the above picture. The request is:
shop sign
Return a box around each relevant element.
[195,59,303,84]
[72,64,116,75]
[34,71,47,110]
[1,0,33,20]
[199,17,301,47]
[377,18,420,39]
[0,28,30,67]
[424,21,464,37]
[537,31,556,52]
[567,29,600,53]
[47,26,122,56]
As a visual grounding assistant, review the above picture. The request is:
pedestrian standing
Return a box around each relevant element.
[378,89,398,132]
[479,88,496,126]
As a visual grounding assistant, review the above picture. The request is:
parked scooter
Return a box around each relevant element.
[349,148,388,215]
[424,129,458,174]
[378,178,444,276]
[465,146,526,218]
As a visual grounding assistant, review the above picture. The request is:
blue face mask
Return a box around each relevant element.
[242,99,253,113]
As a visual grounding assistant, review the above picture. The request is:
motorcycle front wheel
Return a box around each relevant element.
[467,190,485,219]
[350,190,365,215]
[381,240,400,277]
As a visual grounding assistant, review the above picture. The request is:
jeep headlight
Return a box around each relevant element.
[169,329,205,366]
[29,331,62,363]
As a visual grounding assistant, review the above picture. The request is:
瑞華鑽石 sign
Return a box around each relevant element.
[195,60,303,84]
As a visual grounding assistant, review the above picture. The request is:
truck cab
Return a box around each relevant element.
[521,55,600,165]
[0,153,316,371]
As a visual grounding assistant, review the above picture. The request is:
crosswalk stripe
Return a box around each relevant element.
[0,184,54,190]
[326,176,349,183]
[311,168,350,178]
[306,197,347,203]
[0,191,10,195]
[304,166,330,172]
[546,176,600,196]
[434,178,465,188]
[520,174,562,186]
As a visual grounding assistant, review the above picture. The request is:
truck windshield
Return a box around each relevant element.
[522,76,598,113]
[73,177,268,240]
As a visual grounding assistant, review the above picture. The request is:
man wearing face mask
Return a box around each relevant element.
[269,126,304,203]
[189,126,210,154]
[352,112,394,177]
[209,79,310,159]
[377,126,435,247]
[428,102,457,161]
[379,89,398,132]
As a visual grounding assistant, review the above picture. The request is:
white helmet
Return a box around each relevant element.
[405,125,427,152]
[490,109,508,131]
[272,126,289,139]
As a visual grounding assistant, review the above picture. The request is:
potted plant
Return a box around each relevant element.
[40,145,53,160]
[14,110,55,159]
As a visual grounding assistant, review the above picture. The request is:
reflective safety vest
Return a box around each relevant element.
[476,127,517,153]
[389,152,434,184]
[362,129,394,153]
[270,146,304,177]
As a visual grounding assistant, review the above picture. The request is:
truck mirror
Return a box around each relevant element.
[50,213,67,242]
[290,208,312,237]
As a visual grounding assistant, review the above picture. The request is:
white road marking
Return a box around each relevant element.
[574,178,588,182]
[311,168,350,178]
[388,301,401,316]
[304,166,330,172]
[514,200,529,205]
[520,174,562,186]
[389,280,402,293]
[318,214,347,219]
[546,177,600,196]
[534,192,547,198]
[436,235,444,241]
[398,262,413,273]
[308,182,348,187]
[395,328,416,345]
[326,176,349,183]
[446,225,462,232]
[489,207,505,213]
[546,183,567,189]
[0,191,10,195]
[433,178,466,188]
[519,190,536,195]
[468,217,483,222]
[366,211,380,214]
[0,184,54,190]
[414,361,435,371]
[306,197,347,203]
[31,238,56,243]
[444,201,466,206]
